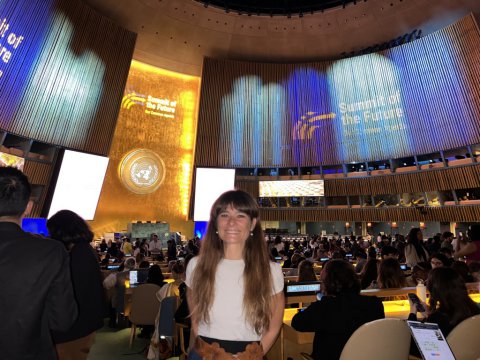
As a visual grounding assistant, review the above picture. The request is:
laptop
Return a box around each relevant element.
[284,281,321,297]
[407,321,456,360]
[129,269,149,287]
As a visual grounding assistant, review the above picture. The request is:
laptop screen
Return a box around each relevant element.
[129,270,138,285]
[407,321,455,360]
[284,281,321,296]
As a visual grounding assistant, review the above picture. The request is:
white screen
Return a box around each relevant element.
[48,150,109,220]
[259,180,324,197]
[193,168,236,221]
[407,321,455,360]
[129,270,138,285]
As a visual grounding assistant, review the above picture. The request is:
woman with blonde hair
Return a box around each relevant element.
[186,190,284,359]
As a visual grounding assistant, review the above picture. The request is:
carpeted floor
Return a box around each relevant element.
[89,324,151,360]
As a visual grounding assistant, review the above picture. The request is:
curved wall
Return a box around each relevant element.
[195,14,480,167]
[0,0,136,156]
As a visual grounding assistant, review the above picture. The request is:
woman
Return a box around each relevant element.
[147,264,167,287]
[376,258,406,289]
[405,228,429,267]
[429,252,449,269]
[292,260,385,360]
[408,267,479,357]
[360,258,379,289]
[47,210,105,360]
[186,190,284,359]
[297,259,318,282]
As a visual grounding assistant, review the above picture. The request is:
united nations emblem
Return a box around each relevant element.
[119,149,166,194]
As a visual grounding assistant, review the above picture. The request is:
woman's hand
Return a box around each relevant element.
[408,297,417,314]
[408,296,427,315]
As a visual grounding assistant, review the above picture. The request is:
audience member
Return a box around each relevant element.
[147,265,167,288]
[451,260,475,283]
[360,258,379,289]
[394,234,406,262]
[149,233,164,259]
[0,167,77,359]
[292,260,384,360]
[468,261,480,282]
[380,245,399,260]
[429,252,449,269]
[376,258,406,289]
[405,228,429,266]
[297,260,318,282]
[440,231,454,252]
[47,210,106,360]
[408,267,479,357]
[354,249,367,273]
[455,224,480,264]
[406,261,431,287]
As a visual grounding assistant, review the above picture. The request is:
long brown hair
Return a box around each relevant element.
[190,190,273,334]
[427,267,479,326]
[377,258,406,289]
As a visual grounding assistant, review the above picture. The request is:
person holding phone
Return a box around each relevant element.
[186,190,284,359]
[408,267,479,357]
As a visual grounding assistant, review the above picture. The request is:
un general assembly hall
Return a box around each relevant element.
[1,0,480,359]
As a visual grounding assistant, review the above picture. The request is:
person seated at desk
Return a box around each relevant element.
[408,267,479,357]
[297,260,317,282]
[375,258,406,289]
[291,259,384,360]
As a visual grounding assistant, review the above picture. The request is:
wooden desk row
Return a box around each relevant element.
[270,288,480,360]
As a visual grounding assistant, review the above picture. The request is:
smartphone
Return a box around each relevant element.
[408,293,426,312]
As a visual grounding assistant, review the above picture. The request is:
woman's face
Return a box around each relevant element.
[216,205,256,248]
[430,257,444,269]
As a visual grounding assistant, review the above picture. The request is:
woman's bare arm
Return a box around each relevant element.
[186,286,198,339]
[260,292,285,354]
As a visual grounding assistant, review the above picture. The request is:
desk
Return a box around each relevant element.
[267,294,480,360]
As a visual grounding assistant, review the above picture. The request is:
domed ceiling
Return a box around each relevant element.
[82,0,480,75]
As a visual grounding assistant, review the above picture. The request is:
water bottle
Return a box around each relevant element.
[416,279,426,304]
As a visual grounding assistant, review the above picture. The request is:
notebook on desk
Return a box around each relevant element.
[407,321,455,360]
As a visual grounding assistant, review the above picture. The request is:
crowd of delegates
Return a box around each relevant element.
[269,228,480,359]
[267,228,480,286]
[3,164,480,360]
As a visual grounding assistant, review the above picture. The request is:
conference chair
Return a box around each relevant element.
[340,318,411,360]
[301,318,411,360]
[446,314,480,360]
[176,322,190,360]
[157,296,179,354]
[128,284,161,348]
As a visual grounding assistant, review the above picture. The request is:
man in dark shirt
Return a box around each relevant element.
[0,167,77,360]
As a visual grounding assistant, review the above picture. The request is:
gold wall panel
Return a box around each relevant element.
[92,60,200,238]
